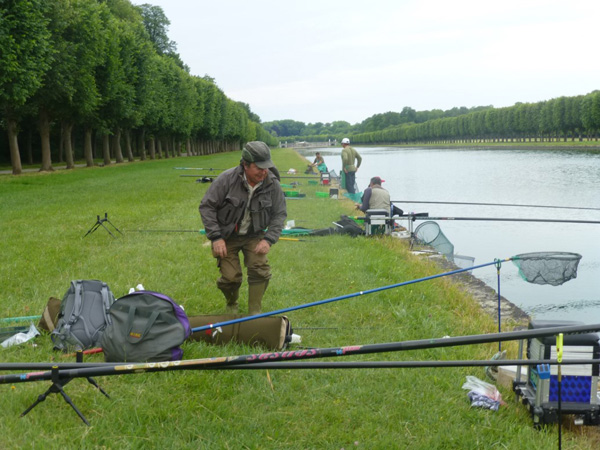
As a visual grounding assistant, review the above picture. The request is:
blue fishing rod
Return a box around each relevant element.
[191,258,509,333]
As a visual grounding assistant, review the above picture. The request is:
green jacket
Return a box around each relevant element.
[341,146,362,172]
[199,164,287,244]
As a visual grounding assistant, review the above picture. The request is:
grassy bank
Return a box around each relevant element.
[0,149,595,449]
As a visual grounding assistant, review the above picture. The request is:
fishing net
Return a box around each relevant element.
[512,252,582,286]
[413,221,454,257]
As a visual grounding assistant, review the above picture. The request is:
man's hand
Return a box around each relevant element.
[212,239,227,258]
[254,239,271,255]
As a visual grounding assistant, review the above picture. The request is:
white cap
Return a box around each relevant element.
[341,138,350,144]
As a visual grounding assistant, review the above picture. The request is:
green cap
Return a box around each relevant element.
[242,141,274,169]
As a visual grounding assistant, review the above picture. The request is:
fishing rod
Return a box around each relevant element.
[126,229,200,233]
[211,359,600,370]
[398,215,600,225]
[174,167,226,171]
[3,322,600,378]
[0,315,41,323]
[191,258,509,333]
[2,358,599,373]
[125,230,306,241]
[392,200,600,212]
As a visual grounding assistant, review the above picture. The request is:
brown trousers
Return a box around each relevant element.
[214,234,271,292]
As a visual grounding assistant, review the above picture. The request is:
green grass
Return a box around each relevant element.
[0,149,597,449]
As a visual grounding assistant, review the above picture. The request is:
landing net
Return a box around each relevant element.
[512,252,582,286]
[413,221,454,257]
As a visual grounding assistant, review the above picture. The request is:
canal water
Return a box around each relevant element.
[296,146,600,325]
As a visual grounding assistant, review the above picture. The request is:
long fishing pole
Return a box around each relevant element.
[125,230,306,241]
[191,258,509,333]
[174,167,226,171]
[0,315,42,323]
[399,215,600,225]
[127,229,200,233]
[392,200,600,212]
[5,322,599,376]
[210,359,600,370]
[2,358,598,373]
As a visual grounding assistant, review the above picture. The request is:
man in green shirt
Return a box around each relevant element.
[340,138,362,193]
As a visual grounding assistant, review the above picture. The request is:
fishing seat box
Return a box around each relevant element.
[320,172,330,185]
[187,315,292,351]
[365,209,393,236]
[513,320,600,426]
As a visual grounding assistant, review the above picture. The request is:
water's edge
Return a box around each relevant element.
[431,255,530,327]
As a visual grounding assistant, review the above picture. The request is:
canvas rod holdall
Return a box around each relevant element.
[188,314,292,350]
[101,291,191,362]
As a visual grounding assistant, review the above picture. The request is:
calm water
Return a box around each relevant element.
[297,146,600,324]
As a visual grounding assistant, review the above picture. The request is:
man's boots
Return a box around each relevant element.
[248,281,268,315]
[221,288,239,314]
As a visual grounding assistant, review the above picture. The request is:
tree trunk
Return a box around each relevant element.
[102,133,111,165]
[39,109,53,171]
[157,137,163,158]
[124,129,134,162]
[186,139,192,156]
[63,121,74,169]
[58,122,64,163]
[149,137,156,159]
[26,127,33,165]
[7,118,23,175]
[138,129,146,160]
[113,129,124,163]
[163,137,169,159]
[84,127,94,167]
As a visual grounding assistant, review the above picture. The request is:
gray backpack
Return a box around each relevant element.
[101,291,191,362]
[51,280,115,352]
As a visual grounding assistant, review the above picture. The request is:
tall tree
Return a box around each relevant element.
[137,3,176,55]
[0,0,50,174]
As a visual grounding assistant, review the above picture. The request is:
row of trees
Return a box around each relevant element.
[350,92,600,145]
[262,106,493,139]
[267,93,600,146]
[1,0,275,174]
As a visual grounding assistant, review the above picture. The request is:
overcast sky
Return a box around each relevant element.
[134,0,600,125]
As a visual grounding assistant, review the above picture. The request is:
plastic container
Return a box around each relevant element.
[316,192,328,198]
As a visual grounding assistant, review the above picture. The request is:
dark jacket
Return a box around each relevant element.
[199,164,287,245]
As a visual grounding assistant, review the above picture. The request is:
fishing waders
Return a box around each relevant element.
[221,288,240,313]
[248,281,268,315]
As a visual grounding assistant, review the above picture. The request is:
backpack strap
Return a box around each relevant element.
[73,280,96,344]
[126,306,160,344]
[100,282,112,326]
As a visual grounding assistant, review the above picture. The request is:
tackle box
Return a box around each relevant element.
[513,320,600,426]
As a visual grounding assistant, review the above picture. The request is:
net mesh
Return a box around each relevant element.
[511,252,582,286]
[414,221,454,257]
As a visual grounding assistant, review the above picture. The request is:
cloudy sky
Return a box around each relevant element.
[134,0,600,125]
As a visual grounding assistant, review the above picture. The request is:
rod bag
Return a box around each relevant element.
[188,314,292,350]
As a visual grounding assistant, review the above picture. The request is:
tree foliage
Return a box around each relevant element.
[1,0,275,173]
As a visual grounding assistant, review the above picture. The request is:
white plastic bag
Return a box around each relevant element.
[461,375,503,403]
[1,323,40,348]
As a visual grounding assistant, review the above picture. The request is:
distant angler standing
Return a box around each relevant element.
[340,138,362,194]
[199,141,287,315]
